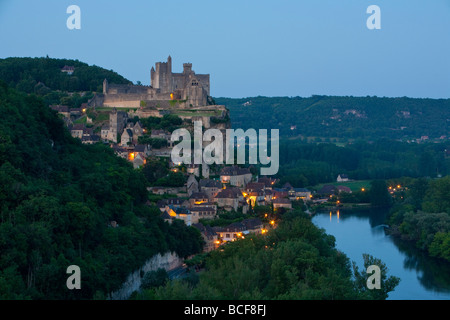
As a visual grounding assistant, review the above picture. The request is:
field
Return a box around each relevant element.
[312,180,372,192]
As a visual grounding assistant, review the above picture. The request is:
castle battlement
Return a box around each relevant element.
[100,56,210,109]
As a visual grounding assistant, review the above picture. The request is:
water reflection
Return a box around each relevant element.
[390,236,450,293]
[314,208,450,299]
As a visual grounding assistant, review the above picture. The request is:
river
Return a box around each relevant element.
[311,208,450,300]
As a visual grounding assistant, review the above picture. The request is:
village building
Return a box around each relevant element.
[189,192,209,207]
[214,187,243,212]
[192,223,219,252]
[336,185,352,194]
[213,218,263,243]
[61,65,75,75]
[272,198,293,210]
[220,166,252,188]
[257,177,278,189]
[199,179,222,200]
[286,187,312,201]
[165,206,193,226]
[317,185,337,196]
[101,108,128,143]
[81,134,101,145]
[186,175,199,197]
[337,174,349,182]
[189,206,217,221]
[50,105,70,118]
[70,123,93,140]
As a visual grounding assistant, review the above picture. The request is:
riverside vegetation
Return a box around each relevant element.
[0,57,448,300]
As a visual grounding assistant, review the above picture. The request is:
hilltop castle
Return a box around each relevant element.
[99,56,211,108]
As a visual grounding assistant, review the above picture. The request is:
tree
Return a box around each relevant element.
[352,254,400,300]
[369,180,392,207]
[422,176,450,214]
[141,269,168,290]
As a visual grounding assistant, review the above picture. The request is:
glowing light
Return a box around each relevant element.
[361,188,365,192]
[270,220,275,225]
[170,93,174,100]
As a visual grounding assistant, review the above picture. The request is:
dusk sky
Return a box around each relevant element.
[1,0,450,98]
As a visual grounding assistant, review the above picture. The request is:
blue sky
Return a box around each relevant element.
[1,0,450,98]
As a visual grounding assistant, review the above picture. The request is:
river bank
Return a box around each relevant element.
[312,208,450,300]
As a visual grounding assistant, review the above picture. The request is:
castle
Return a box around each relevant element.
[99,56,211,109]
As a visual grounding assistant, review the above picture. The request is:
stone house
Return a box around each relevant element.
[273,198,293,210]
[214,187,243,212]
[165,206,193,226]
[189,192,209,207]
[192,223,219,252]
[189,206,217,222]
[220,166,252,188]
[186,175,199,197]
[199,179,222,200]
[121,128,134,146]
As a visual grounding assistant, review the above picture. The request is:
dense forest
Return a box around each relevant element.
[387,176,450,262]
[274,139,450,188]
[217,96,450,141]
[0,57,132,108]
[0,82,203,299]
[134,210,400,300]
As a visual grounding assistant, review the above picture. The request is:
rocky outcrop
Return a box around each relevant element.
[109,252,183,300]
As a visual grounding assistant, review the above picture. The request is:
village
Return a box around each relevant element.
[49,61,370,256]
[50,98,370,256]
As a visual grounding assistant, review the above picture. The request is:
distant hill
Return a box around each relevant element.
[216,96,450,142]
[0,57,132,94]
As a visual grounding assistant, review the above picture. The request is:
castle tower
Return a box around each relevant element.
[103,79,109,94]
[183,63,192,74]
[167,55,172,73]
[151,56,173,93]
[167,55,173,93]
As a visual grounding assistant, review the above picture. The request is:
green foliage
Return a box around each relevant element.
[0,57,131,93]
[140,114,183,132]
[0,83,203,299]
[369,180,392,207]
[276,139,450,188]
[137,210,398,300]
[199,211,247,227]
[386,176,450,262]
[217,95,450,141]
[352,254,400,300]
[141,269,169,290]
[137,136,168,149]
[422,176,450,214]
